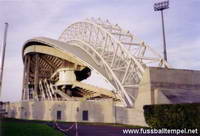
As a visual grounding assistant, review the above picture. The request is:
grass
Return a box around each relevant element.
[0,118,64,136]
[52,120,148,128]
[75,122,148,128]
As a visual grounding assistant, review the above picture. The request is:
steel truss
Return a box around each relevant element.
[59,18,170,107]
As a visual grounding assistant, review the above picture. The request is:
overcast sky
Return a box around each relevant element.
[0,0,200,102]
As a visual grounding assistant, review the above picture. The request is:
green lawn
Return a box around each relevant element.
[75,122,148,128]
[0,118,64,136]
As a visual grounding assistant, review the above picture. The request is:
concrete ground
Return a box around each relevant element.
[50,122,128,136]
[48,122,194,136]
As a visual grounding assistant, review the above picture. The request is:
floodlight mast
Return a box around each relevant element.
[154,0,169,62]
[0,23,9,97]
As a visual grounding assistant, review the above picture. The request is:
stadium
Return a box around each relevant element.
[2,18,200,126]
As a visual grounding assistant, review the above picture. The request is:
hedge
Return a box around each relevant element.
[143,103,200,129]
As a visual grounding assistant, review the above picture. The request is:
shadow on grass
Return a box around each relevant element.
[0,118,64,136]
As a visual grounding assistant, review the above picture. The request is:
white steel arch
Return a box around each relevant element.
[59,18,170,107]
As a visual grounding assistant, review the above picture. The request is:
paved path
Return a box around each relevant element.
[49,122,136,136]
[48,122,196,136]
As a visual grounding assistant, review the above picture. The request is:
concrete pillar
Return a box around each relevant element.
[34,54,39,100]
[26,55,30,100]
[21,56,27,100]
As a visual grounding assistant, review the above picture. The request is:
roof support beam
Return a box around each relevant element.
[34,54,39,100]
[41,55,57,70]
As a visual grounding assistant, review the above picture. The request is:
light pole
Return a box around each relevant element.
[154,0,169,62]
[0,23,9,96]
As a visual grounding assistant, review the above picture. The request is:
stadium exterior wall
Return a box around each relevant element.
[5,100,147,126]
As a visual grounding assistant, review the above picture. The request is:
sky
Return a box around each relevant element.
[0,0,200,102]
